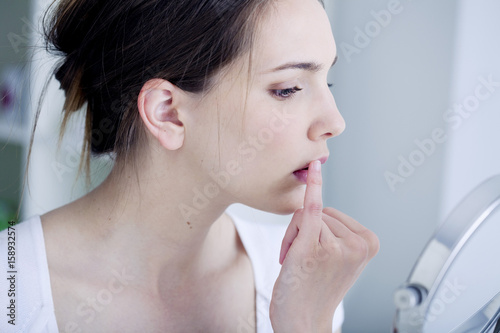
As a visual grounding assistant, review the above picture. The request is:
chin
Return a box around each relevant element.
[236,183,306,215]
[253,188,305,215]
[272,206,301,215]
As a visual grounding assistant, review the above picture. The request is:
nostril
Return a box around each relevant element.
[333,120,346,137]
[308,119,345,141]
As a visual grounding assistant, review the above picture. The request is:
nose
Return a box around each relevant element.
[307,90,345,141]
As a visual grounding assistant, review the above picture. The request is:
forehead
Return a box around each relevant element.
[252,0,336,71]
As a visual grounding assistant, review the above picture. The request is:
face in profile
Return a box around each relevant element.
[179,0,345,215]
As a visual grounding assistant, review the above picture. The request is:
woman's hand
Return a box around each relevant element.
[270,160,379,333]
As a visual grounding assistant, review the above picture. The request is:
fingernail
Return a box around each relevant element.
[312,160,321,171]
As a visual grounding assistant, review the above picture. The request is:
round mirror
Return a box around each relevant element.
[393,175,500,332]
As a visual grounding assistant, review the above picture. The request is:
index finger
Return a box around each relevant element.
[301,160,323,234]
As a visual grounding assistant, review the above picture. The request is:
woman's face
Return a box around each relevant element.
[183,0,344,215]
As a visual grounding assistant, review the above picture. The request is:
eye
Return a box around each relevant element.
[328,82,335,88]
[271,86,303,100]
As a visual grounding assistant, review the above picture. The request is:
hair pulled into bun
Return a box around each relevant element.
[44,0,116,159]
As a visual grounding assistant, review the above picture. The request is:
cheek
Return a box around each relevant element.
[232,123,300,180]
[243,100,303,140]
[213,94,307,174]
[236,103,305,159]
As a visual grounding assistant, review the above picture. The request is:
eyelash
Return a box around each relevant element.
[271,87,303,99]
[271,82,335,100]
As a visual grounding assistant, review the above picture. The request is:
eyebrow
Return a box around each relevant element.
[263,55,338,74]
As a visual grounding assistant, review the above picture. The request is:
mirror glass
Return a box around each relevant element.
[423,205,500,332]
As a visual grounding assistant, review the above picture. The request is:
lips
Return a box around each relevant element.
[294,156,329,172]
[292,156,328,183]
[293,169,309,183]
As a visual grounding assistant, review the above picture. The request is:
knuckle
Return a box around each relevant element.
[319,229,337,249]
[345,234,369,262]
[363,229,380,258]
[322,237,340,254]
[306,202,323,216]
[317,223,338,258]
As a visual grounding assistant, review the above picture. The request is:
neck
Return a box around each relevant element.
[75,157,239,287]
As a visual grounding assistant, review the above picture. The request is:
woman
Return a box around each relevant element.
[1,0,379,331]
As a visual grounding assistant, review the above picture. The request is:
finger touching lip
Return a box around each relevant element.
[294,155,329,172]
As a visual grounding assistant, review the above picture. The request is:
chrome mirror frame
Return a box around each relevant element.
[393,175,500,333]
[449,292,500,333]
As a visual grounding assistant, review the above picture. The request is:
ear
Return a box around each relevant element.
[138,79,185,150]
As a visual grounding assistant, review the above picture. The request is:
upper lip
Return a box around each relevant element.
[294,155,329,171]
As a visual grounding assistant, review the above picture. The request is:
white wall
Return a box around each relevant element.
[429,4,500,328]
[325,1,458,332]
[440,0,500,218]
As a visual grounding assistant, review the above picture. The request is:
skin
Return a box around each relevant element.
[41,0,378,331]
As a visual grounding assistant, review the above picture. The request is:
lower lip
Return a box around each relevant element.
[293,169,308,183]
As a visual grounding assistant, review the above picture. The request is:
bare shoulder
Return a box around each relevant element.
[40,194,101,250]
[40,199,102,285]
[41,206,82,261]
[40,197,88,232]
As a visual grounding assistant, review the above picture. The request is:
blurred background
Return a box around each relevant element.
[1,0,499,332]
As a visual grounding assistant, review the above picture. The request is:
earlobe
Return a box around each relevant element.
[138,79,185,151]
